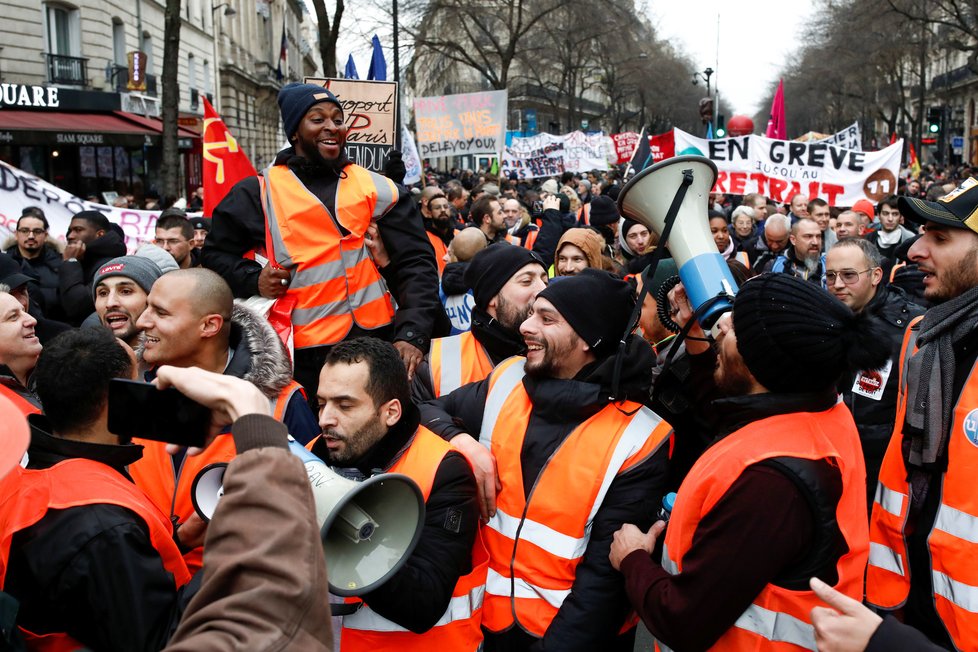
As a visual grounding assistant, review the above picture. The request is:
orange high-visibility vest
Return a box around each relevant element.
[338,427,488,651]
[658,402,868,652]
[0,382,41,417]
[578,203,591,225]
[426,230,448,276]
[259,164,397,349]
[866,316,978,649]
[480,357,672,638]
[0,458,190,650]
[522,227,539,251]
[130,380,303,574]
[428,331,494,397]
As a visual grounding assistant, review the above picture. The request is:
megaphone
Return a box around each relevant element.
[618,155,738,331]
[192,439,425,597]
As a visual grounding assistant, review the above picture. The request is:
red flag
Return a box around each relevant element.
[889,132,897,145]
[765,79,786,140]
[202,96,257,217]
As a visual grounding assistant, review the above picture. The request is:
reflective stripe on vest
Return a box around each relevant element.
[523,228,539,250]
[0,459,190,649]
[338,427,487,651]
[662,402,868,651]
[259,164,396,349]
[429,331,494,397]
[271,380,306,421]
[480,356,672,637]
[868,313,978,647]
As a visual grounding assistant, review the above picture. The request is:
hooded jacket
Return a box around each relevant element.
[421,337,670,650]
[555,228,604,272]
[58,229,127,325]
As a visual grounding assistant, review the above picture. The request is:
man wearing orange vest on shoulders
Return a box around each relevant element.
[610,273,889,651]
[0,289,42,416]
[307,337,484,650]
[421,187,454,275]
[809,178,978,652]
[129,268,317,574]
[413,244,547,402]
[201,82,441,407]
[2,328,193,650]
[422,269,673,651]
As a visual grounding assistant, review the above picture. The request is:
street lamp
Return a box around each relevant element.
[692,67,714,96]
[210,3,237,111]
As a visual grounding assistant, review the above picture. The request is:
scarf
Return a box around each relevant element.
[904,285,978,467]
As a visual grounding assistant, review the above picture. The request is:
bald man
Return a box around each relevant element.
[447,226,489,265]
[129,269,318,573]
[440,228,489,335]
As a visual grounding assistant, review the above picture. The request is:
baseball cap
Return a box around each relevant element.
[899,176,978,233]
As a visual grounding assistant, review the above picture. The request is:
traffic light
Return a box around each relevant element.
[927,107,943,135]
[715,114,726,138]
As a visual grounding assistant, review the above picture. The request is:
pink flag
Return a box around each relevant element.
[765,79,786,140]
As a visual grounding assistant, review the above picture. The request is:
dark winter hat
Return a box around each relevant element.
[536,268,635,357]
[278,82,343,141]
[733,273,860,393]
[191,217,212,232]
[0,252,32,291]
[464,244,546,309]
[92,256,164,300]
[588,195,619,226]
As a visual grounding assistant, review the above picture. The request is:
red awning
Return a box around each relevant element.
[114,111,200,139]
[0,110,158,135]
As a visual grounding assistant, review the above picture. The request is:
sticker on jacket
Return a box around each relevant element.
[851,359,892,401]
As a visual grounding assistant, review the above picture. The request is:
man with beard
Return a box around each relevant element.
[308,337,484,649]
[4,207,62,316]
[92,255,164,348]
[414,245,547,401]
[767,217,825,283]
[58,210,127,325]
[201,83,440,406]
[812,177,978,652]
[471,195,508,244]
[421,269,673,651]
[610,273,889,651]
[421,187,453,275]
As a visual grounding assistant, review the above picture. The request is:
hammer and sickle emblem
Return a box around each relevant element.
[203,117,240,184]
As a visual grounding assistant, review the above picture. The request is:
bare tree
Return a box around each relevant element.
[162,0,182,198]
[310,0,345,78]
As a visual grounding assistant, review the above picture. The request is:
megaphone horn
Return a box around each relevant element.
[617,155,738,330]
[190,462,228,522]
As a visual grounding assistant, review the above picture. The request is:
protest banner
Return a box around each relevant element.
[400,124,422,185]
[611,132,640,165]
[414,90,507,158]
[501,131,610,179]
[672,128,900,206]
[649,131,675,164]
[815,121,862,151]
[305,77,399,173]
[0,159,168,251]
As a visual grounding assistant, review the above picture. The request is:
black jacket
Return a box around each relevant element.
[57,230,127,325]
[740,233,779,270]
[532,208,577,266]
[421,337,671,650]
[4,418,195,651]
[310,404,479,633]
[200,149,441,353]
[839,284,924,508]
[5,245,62,318]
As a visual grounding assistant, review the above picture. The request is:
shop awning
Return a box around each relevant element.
[0,110,200,148]
[113,111,200,140]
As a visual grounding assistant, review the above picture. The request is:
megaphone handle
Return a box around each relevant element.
[612,169,695,401]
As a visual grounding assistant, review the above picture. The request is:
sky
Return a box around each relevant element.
[325,0,817,119]
[647,0,816,117]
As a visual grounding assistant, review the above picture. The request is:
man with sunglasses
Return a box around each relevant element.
[826,238,925,510]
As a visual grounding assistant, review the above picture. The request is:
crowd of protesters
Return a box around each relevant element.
[1,80,977,652]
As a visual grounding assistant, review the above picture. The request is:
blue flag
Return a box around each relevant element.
[344,54,359,80]
[367,35,387,81]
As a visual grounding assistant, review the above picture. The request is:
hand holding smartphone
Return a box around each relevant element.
[108,378,212,447]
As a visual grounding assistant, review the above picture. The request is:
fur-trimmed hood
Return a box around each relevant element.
[226,300,294,399]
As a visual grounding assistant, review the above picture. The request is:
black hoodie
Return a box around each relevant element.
[420,336,670,650]
[57,229,127,325]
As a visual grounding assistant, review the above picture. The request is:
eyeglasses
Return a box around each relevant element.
[154,238,188,247]
[16,228,46,236]
[823,269,876,285]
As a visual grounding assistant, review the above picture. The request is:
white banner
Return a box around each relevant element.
[414,90,508,157]
[672,129,901,206]
[0,160,162,251]
[501,131,610,179]
[817,121,862,151]
[400,124,422,185]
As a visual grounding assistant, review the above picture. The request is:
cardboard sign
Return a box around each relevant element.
[414,90,508,157]
[305,77,398,173]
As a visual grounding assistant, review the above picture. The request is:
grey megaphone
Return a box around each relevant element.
[191,439,425,596]
[617,155,738,331]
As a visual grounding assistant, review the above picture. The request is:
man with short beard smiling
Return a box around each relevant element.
[766,217,825,284]
[421,269,673,651]
[92,256,163,348]
[201,83,440,408]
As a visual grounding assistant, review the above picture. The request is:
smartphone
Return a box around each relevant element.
[108,378,211,447]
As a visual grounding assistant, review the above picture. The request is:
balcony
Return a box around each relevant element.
[111,65,158,96]
[47,53,88,86]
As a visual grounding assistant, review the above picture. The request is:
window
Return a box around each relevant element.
[188,53,196,90]
[112,19,126,66]
[45,3,79,57]
[141,32,153,75]
[203,60,212,96]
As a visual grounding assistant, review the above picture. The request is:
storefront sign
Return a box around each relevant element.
[0,84,60,109]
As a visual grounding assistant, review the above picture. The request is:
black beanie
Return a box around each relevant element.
[464,244,546,309]
[536,268,635,357]
[733,273,858,393]
[278,83,343,141]
[588,195,619,226]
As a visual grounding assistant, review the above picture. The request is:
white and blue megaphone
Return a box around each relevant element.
[618,155,738,331]
[192,439,425,597]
